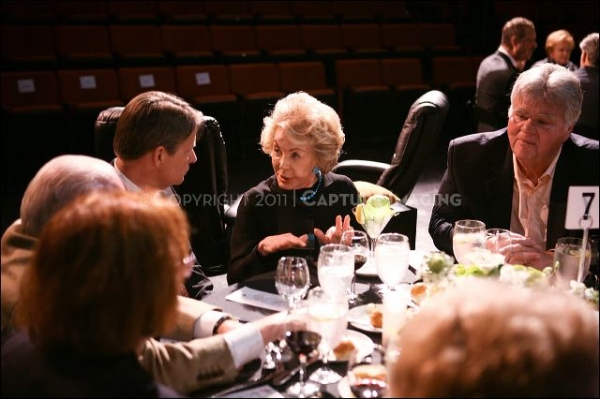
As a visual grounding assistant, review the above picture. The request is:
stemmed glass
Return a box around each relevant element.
[307,287,349,385]
[275,256,310,309]
[375,233,410,295]
[452,219,486,264]
[341,229,370,304]
[317,244,354,298]
[346,344,388,398]
[284,302,322,398]
[352,195,398,265]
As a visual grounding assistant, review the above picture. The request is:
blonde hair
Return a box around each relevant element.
[260,92,345,173]
[545,29,575,55]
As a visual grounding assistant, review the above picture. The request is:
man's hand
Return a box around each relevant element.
[252,311,287,345]
[504,234,554,270]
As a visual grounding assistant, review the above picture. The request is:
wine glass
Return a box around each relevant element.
[275,256,310,309]
[375,233,410,294]
[452,219,486,264]
[317,244,354,298]
[346,344,388,398]
[284,301,322,398]
[307,287,349,385]
[341,229,370,305]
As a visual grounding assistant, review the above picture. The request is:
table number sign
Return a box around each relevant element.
[565,186,599,282]
[565,186,599,230]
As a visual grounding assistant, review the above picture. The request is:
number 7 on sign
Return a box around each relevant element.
[565,186,599,230]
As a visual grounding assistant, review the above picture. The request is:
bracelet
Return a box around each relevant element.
[212,315,238,335]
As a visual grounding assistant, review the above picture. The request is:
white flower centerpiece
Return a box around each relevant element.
[417,250,599,310]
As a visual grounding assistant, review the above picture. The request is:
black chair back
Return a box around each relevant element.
[378,90,449,202]
[332,90,449,204]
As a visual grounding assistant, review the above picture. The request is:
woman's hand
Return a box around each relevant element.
[257,233,309,256]
[314,215,351,245]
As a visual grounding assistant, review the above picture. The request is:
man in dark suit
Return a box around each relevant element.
[574,32,599,139]
[112,91,213,299]
[475,17,537,132]
[430,64,599,269]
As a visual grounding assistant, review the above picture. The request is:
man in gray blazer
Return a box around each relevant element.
[475,17,537,132]
[430,64,599,269]
[1,155,285,394]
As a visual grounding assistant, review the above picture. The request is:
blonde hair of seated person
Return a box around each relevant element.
[389,279,599,398]
[260,91,345,173]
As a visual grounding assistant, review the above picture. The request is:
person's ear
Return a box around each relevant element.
[153,146,165,164]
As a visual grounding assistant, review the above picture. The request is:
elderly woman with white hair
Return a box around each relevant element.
[227,92,362,284]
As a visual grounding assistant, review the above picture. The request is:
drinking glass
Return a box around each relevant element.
[284,301,322,398]
[452,219,486,264]
[375,233,410,294]
[341,229,370,304]
[554,237,592,288]
[352,196,397,265]
[275,256,310,309]
[317,244,354,298]
[307,287,349,384]
[485,228,512,263]
[346,344,388,398]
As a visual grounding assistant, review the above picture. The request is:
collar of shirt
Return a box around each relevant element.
[511,150,561,247]
[113,161,174,198]
[498,45,520,69]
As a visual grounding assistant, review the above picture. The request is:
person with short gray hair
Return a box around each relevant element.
[430,64,599,269]
[574,32,599,138]
[389,279,599,397]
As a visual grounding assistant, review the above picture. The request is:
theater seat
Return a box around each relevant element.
[94,107,230,275]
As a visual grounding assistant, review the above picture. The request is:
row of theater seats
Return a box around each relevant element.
[1,1,445,26]
[1,22,463,72]
[2,55,483,164]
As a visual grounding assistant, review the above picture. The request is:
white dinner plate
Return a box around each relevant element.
[329,330,374,362]
[346,304,383,333]
[337,376,355,398]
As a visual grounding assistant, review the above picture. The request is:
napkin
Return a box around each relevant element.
[225,287,287,312]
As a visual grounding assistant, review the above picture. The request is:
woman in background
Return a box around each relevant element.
[532,29,577,71]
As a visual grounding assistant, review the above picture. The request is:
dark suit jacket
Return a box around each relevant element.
[574,66,599,139]
[1,330,184,398]
[475,51,520,132]
[429,130,599,256]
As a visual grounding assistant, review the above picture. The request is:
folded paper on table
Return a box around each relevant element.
[225,287,287,312]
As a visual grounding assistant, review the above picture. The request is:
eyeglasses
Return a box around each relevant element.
[183,252,196,268]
